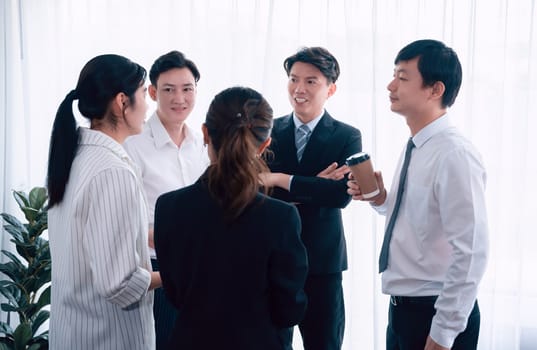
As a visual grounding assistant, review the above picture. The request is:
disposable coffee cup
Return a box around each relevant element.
[345,152,380,199]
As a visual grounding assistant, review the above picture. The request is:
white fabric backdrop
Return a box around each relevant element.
[1,0,536,348]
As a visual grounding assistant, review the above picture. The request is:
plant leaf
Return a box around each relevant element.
[27,344,45,350]
[0,340,15,350]
[1,213,27,236]
[28,218,48,240]
[4,225,24,244]
[0,250,24,266]
[0,280,19,294]
[1,187,50,349]
[0,322,13,336]
[0,284,21,309]
[27,251,50,291]
[13,322,32,350]
[36,286,51,311]
[15,244,34,265]
[21,208,38,225]
[1,304,19,313]
[31,310,50,335]
[28,188,48,211]
[27,334,48,350]
[2,227,25,244]
[0,256,25,282]
[12,190,29,211]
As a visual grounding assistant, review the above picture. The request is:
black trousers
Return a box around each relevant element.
[151,259,178,350]
[296,272,345,350]
[386,296,481,350]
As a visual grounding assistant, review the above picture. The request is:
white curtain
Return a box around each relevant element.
[1,0,536,348]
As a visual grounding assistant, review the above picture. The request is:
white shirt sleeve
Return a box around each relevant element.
[429,147,489,347]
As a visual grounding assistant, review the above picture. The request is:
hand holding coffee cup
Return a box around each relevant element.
[345,152,380,199]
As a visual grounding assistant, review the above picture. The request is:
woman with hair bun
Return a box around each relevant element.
[154,86,308,350]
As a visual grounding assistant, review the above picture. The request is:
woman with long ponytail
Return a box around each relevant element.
[154,86,308,349]
[46,54,160,349]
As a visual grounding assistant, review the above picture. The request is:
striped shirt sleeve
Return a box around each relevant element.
[82,166,151,309]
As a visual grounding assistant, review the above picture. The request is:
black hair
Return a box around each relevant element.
[395,39,462,108]
[283,46,340,83]
[149,50,200,86]
[47,54,146,207]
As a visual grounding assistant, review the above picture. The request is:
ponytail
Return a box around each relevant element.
[47,90,79,207]
[207,124,269,221]
[204,87,273,222]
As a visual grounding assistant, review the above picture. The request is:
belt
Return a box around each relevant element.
[390,295,438,306]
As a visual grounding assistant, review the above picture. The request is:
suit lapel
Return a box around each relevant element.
[300,112,335,165]
[275,114,299,167]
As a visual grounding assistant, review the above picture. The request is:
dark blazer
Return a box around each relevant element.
[268,111,362,274]
[154,175,309,350]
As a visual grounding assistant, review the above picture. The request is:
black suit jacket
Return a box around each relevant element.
[268,111,362,274]
[154,175,308,350]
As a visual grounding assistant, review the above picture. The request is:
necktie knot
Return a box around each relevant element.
[298,124,310,136]
[406,138,415,152]
[296,125,311,161]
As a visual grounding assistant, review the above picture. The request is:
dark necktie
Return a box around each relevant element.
[295,125,311,161]
[378,138,415,273]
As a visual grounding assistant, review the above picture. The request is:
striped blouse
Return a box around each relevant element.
[48,128,155,349]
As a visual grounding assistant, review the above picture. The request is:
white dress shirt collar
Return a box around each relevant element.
[292,110,324,132]
[148,113,198,149]
[412,113,451,149]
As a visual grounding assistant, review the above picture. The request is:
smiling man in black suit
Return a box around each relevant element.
[262,47,362,350]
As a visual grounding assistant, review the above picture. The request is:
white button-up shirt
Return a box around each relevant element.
[124,113,209,256]
[49,128,155,350]
[374,114,489,348]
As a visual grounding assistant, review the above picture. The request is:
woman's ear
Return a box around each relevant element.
[202,123,216,164]
[201,124,210,146]
[148,85,158,102]
[112,92,127,116]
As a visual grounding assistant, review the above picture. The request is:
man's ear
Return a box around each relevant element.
[148,85,158,102]
[327,83,337,98]
[431,81,445,100]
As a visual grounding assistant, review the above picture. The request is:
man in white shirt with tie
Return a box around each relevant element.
[348,39,489,350]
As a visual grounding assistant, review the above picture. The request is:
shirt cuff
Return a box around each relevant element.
[289,175,294,191]
[107,267,151,309]
[429,321,458,349]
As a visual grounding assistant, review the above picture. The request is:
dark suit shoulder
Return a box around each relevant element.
[332,118,361,134]
[253,192,299,217]
[156,182,207,209]
[272,114,293,132]
[158,183,193,199]
[320,112,361,135]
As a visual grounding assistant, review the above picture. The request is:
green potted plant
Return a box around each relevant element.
[0,187,50,350]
